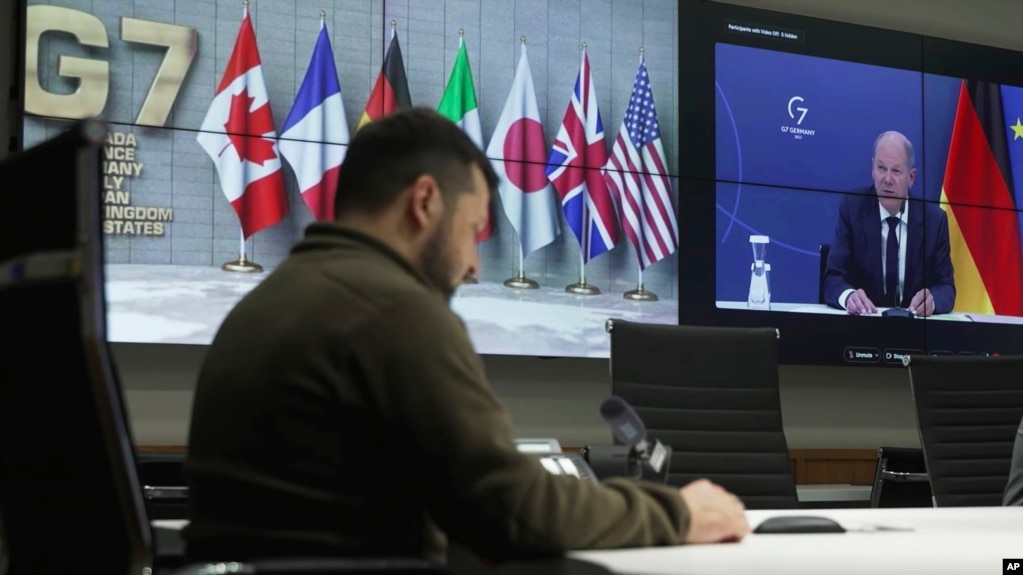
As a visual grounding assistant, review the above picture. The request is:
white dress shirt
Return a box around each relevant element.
[839,201,908,310]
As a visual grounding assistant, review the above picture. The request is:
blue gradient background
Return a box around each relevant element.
[714,43,965,304]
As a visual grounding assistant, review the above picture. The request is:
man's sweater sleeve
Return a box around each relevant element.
[365,294,691,561]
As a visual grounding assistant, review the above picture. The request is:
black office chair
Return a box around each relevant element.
[0,122,446,575]
[818,243,830,305]
[906,355,1023,507]
[606,320,799,509]
[868,446,933,507]
[0,121,165,575]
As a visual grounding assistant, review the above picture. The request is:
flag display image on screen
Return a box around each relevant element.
[20,0,680,358]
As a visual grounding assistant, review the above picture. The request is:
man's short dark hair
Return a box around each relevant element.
[333,108,499,218]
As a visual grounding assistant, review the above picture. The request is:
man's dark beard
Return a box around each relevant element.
[419,216,458,302]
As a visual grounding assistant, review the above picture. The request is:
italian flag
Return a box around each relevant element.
[437,36,490,241]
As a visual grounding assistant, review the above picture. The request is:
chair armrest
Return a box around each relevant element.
[876,446,922,459]
[879,469,929,482]
[145,485,190,500]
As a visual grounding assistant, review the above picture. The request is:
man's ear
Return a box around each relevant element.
[408,174,442,230]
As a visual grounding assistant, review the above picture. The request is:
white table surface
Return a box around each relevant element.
[571,506,1023,575]
[156,506,1023,574]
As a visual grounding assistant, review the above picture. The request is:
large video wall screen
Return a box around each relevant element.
[677,0,1023,366]
[22,0,680,358]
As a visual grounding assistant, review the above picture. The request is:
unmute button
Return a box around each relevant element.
[884,349,924,365]
[844,347,881,363]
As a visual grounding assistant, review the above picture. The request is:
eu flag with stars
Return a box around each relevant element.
[1003,84,1023,252]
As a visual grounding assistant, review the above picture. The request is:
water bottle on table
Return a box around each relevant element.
[747,235,771,310]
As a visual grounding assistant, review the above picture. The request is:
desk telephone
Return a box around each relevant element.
[515,438,599,483]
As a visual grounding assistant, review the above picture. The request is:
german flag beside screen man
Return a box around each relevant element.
[357,31,412,130]
[940,80,1023,316]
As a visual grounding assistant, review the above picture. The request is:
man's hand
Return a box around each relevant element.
[909,288,935,317]
[679,479,751,544]
[845,289,877,315]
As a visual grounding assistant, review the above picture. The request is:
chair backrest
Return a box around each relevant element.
[818,243,830,305]
[907,355,1023,507]
[0,121,154,575]
[608,320,798,509]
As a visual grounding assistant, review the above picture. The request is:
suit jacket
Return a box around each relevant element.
[1004,414,1023,506]
[184,224,691,563]
[823,188,955,313]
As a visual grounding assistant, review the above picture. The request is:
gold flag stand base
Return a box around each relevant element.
[504,272,539,289]
[221,258,263,273]
[566,282,600,295]
[624,284,658,301]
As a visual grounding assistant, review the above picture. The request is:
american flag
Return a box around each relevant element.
[546,50,619,263]
[603,55,678,270]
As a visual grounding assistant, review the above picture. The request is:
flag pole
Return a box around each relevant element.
[221,0,260,273]
[566,244,599,295]
[222,229,263,273]
[623,46,657,301]
[502,35,539,291]
[566,41,600,296]
[460,26,479,286]
[503,233,539,290]
[624,263,656,301]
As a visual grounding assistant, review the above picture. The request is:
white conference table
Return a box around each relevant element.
[155,506,1023,575]
[571,507,1023,575]
[717,301,979,321]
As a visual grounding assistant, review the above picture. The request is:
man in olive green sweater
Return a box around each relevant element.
[184,108,750,564]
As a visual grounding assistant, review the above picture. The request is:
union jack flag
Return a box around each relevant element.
[603,55,678,270]
[546,50,619,263]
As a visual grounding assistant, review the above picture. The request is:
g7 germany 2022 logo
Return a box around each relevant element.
[787,96,808,125]
[781,95,815,140]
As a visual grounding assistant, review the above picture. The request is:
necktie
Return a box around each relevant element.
[886,216,900,307]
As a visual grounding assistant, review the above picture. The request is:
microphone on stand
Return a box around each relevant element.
[598,396,670,479]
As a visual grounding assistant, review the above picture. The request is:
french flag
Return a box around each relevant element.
[279,21,350,222]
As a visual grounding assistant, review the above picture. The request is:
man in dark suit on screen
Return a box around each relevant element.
[823,131,955,316]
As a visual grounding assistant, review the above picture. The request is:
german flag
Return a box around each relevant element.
[940,80,1023,316]
[357,32,412,130]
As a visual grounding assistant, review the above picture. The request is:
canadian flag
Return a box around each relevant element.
[197,7,288,239]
